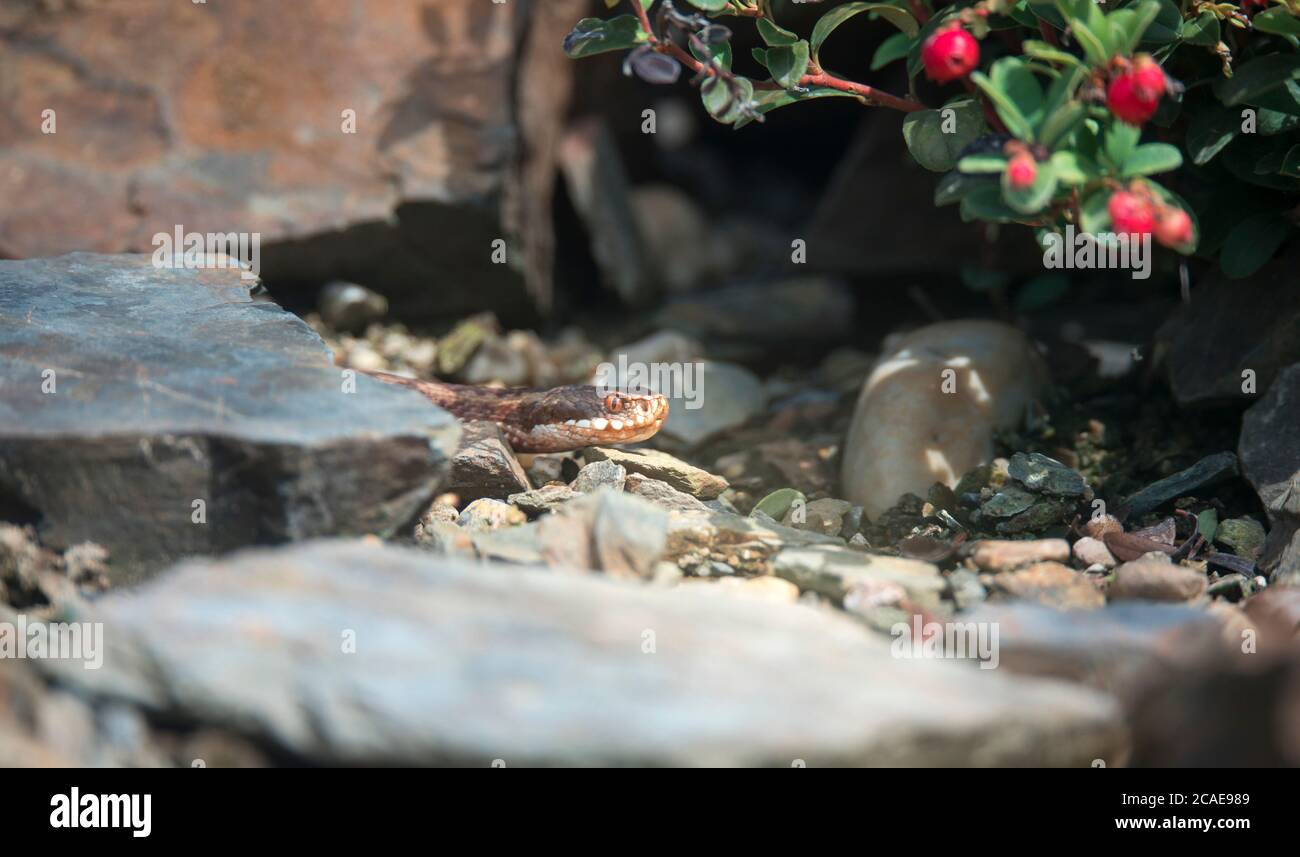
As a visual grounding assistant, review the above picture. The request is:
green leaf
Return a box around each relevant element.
[1074,117,1103,162]
[1056,0,1108,38]
[766,41,810,89]
[1222,139,1300,190]
[870,31,913,71]
[1220,213,1292,278]
[1078,187,1112,233]
[1039,101,1086,148]
[682,0,731,11]
[1042,64,1084,113]
[1028,3,1068,33]
[1070,22,1111,66]
[1187,106,1239,165]
[757,17,801,46]
[1253,7,1300,37]
[1104,122,1141,168]
[1122,142,1182,177]
[1008,0,1042,29]
[959,154,1010,174]
[970,72,1035,140]
[902,99,987,171]
[960,186,1028,223]
[810,2,919,62]
[1259,107,1300,136]
[1109,1,1161,54]
[1180,11,1220,47]
[1255,147,1287,175]
[563,16,649,58]
[1139,0,1182,44]
[991,57,1045,127]
[1022,40,1083,67]
[702,75,755,125]
[1014,273,1070,313]
[1049,150,1097,184]
[1252,81,1300,118]
[1197,508,1219,545]
[751,47,769,68]
[1214,54,1300,106]
[692,38,733,71]
[733,85,857,129]
[935,171,997,206]
[1002,160,1059,214]
[1278,144,1300,177]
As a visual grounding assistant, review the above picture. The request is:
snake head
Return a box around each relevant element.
[521,386,669,450]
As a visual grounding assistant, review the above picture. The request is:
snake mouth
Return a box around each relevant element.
[557,415,663,443]
[551,394,669,445]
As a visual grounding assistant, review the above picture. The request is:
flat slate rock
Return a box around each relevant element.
[41,540,1124,767]
[0,254,459,581]
[444,421,530,504]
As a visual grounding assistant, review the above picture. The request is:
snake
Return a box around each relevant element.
[365,371,670,453]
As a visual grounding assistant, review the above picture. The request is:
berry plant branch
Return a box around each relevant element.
[625,0,926,112]
[565,0,1300,278]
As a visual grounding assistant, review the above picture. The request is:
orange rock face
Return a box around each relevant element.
[0,0,583,317]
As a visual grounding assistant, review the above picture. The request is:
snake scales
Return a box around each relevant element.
[365,371,669,453]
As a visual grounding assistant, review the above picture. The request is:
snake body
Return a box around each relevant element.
[365,371,669,453]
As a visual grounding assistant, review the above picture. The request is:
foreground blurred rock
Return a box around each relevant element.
[0,254,458,582]
[0,0,585,319]
[35,540,1125,766]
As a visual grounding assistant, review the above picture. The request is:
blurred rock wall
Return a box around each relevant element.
[0,0,585,319]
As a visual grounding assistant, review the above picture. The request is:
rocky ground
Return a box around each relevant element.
[3,254,1299,767]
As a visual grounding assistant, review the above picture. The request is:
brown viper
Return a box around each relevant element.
[365,371,669,453]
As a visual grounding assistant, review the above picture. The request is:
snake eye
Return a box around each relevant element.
[604,394,622,412]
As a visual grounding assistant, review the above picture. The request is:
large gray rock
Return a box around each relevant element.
[1157,262,1300,406]
[444,421,530,504]
[1240,364,1300,583]
[39,540,1125,766]
[0,254,458,581]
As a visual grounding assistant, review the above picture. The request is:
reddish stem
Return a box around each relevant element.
[908,0,932,24]
[800,71,927,112]
[1038,20,1060,47]
[629,0,925,113]
[631,0,658,43]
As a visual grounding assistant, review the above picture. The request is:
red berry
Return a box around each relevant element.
[922,26,979,84]
[1107,58,1167,125]
[1154,207,1194,249]
[1108,190,1155,236]
[1006,153,1037,189]
[1130,56,1167,101]
[1107,73,1160,125]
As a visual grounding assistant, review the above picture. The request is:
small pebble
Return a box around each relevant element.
[1072,536,1117,570]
